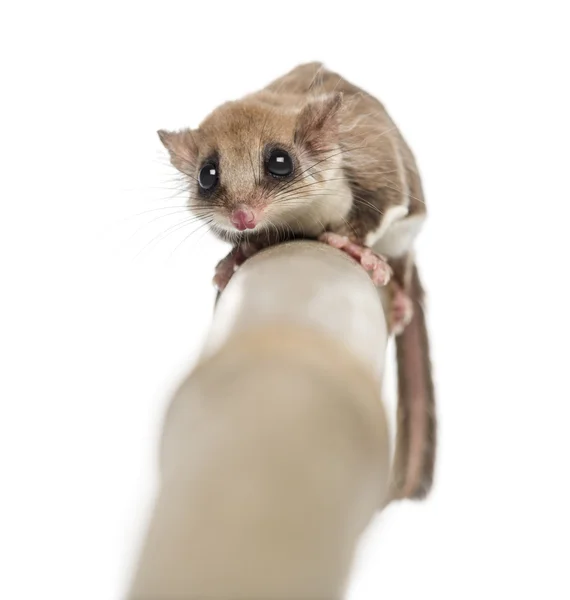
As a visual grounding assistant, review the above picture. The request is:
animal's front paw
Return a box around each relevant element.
[212,243,259,291]
[213,253,236,292]
[319,233,392,286]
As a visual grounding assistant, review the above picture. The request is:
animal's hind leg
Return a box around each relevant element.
[388,278,414,335]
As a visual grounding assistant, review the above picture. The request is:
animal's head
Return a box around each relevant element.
[158,93,344,241]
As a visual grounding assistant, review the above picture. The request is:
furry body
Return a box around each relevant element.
[159,62,436,500]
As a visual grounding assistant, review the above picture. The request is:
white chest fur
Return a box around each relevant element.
[282,174,354,237]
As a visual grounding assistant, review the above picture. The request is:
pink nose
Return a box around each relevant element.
[230,208,257,231]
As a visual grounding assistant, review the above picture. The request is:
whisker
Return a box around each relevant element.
[274,177,350,202]
[168,218,215,258]
[381,178,425,204]
[247,147,258,186]
[134,214,211,259]
[284,163,401,194]
[352,195,385,216]
[277,146,355,195]
[127,210,209,242]
[123,205,201,221]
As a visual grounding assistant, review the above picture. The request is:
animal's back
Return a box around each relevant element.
[262,62,424,215]
[264,62,370,99]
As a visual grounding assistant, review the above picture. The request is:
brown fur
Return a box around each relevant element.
[158,61,425,245]
[159,62,436,501]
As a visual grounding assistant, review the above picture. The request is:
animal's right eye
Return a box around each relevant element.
[199,163,218,190]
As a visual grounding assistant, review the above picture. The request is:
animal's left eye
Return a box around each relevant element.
[267,149,293,177]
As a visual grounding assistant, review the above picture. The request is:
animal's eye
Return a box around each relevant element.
[267,149,293,177]
[199,163,218,190]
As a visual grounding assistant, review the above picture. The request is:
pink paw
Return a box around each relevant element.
[319,233,392,286]
[213,243,259,291]
[213,254,236,291]
[390,285,414,335]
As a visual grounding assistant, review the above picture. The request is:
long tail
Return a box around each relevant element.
[389,262,437,501]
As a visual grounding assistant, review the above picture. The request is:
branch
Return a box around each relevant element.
[127,240,391,600]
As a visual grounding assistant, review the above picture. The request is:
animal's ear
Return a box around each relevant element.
[157,129,199,173]
[295,93,343,153]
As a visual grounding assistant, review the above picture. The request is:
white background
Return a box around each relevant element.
[1,1,569,599]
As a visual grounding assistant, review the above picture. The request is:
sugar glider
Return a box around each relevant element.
[159,62,436,500]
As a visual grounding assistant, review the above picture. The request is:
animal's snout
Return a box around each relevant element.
[230,207,257,231]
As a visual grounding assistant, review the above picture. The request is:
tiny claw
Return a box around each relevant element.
[371,260,392,286]
[213,243,260,292]
[320,232,349,249]
[319,233,392,287]
[389,283,414,335]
